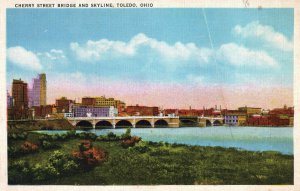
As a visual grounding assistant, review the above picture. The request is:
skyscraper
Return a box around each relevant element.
[7,90,14,108]
[29,73,47,107]
[12,79,28,119]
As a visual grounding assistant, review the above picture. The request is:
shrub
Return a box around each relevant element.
[96,132,120,141]
[48,150,79,175]
[66,130,76,138]
[32,163,59,182]
[38,134,51,143]
[148,141,165,147]
[107,132,117,139]
[8,160,32,184]
[8,146,19,158]
[121,128,132,140]
[51,134,60,141]
[42,140,59,150]
[73,140,107,170]
[121,136,141,148]
[133,144,151,153]
[78,132,97,140]
[63,160,79,175]
[19,141,39,154]
[8,132,28,140]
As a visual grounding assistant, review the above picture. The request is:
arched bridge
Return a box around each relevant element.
[67,116,180,129]
[67,116,224,129]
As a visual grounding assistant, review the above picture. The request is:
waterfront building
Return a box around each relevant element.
[178,109,202,116]
[246,115,291,127]
[238,106,262,116]
[55,97,74,113]
[82,97,96,106]
[164,109,178,116]
[73,105,110,117]
[31,105,54,119]
[94,96,126,112]
[11,79,29,119]
[109,106,118,117]
[224,110,247,126]
[125,105,159,116]
[29,73,47,107]
[269,105,294,116]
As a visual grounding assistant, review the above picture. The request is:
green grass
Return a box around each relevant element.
[8,132,293,185]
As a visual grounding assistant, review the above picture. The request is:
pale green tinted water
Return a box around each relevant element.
[35,126,293,155]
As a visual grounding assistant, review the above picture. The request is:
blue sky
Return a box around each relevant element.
[6,8,294,108]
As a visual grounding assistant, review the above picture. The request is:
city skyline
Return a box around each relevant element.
[6,9,294,109]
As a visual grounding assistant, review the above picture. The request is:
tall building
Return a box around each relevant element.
[12,79,28,119]
[29,73,47,107]
[7,90,13,108]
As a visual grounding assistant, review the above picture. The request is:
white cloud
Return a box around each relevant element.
[233,21,293,51]
[70,33,213,65]
[217,43,279,68]
[7,46,42,71]
[37,49,68,69]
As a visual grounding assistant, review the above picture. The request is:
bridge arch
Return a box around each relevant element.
[115,120,133,128]
[154,119,169,128]
[135,120,152,128]
[206,120,212,127]
[95,120,113,129]
[76,120,93,128]
[179,118,198,127]
[213,120,222,126]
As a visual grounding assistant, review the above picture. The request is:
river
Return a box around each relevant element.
[35,126,293,155]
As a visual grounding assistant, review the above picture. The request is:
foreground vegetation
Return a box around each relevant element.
[8,129,293,185]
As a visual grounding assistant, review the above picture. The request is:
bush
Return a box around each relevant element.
[63,160,79,175]
[96,132,120,141]
[8,132,28,140]
[121,128,132,140]
[48,150,79,175]
[78,132,97,140]
[148,141,165,147]
[32,163,59,182]
[66,130,76,138]
[19,141,39,154]
[107,132,117,138]
[51,134,60,141]
[73,140,107,170]
[38,134,51,143]
[8,146,19,158]
[42,140,60,150]
[132,144,151,153]
[121,136,141,148]
[8,160,32,184]
[49,150,69,169]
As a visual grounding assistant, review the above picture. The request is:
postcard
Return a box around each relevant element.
[0,0,299,190]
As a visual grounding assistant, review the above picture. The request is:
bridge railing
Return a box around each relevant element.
[66,116,180,120]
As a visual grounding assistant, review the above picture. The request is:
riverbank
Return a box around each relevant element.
[8,131,293,185]
[7,119,75,133]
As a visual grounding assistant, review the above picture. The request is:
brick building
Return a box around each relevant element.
[10,79,28,119]
[55,97,74,113]
[126,105,159,116]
